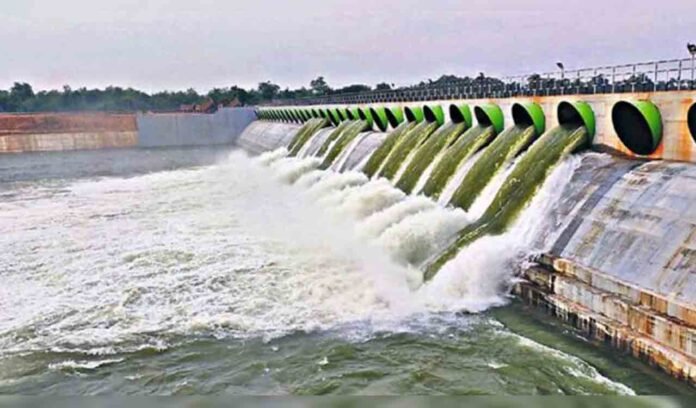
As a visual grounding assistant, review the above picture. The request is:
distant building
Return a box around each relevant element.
[179,98,217,113]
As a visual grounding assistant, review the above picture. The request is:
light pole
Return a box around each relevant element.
[556,62,565,94]
[688,43,696,88]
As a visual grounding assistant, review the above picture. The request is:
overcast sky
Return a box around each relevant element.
[1,0,694,92]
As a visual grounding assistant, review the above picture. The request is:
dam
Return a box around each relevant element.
[239,86,696,386]
[1,58,695,395]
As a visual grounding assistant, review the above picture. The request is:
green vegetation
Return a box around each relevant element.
[423,125,589,281]
[0,77,394,113]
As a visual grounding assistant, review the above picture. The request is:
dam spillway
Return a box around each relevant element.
[240,90,696,386]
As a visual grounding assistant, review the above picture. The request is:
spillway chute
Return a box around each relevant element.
[420,123,498,199]
[611,100,662,155]
[395,121,467,194]
[378,121,440,180]
[319,120,370,170]
[362,121,416,178]
[288,118,330,156]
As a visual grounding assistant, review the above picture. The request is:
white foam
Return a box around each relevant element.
[256,148,288,166]
[274,157,322,184]
[420,155,583,311]
[357,195,436,239]
[305,171,368,200]
[378,206,471,267]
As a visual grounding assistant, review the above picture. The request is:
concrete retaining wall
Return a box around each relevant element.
[0,113,139,153]
[0,108,256,154]
[136,107,256,147]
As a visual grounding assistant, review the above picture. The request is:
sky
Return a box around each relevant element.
[1,0,695,92]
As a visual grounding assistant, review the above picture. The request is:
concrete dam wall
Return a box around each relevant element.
[0,107,256,154]
[240,90,696,385]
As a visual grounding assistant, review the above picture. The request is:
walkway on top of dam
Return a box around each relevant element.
[269,57,696,106]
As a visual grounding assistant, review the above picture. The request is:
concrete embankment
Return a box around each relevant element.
[0,107,255,154]
[0,113,138,153]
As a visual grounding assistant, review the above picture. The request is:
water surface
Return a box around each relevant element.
[0,147,689,395]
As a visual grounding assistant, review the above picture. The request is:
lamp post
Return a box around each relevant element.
[556,62,565,94]
[688,43,696,88]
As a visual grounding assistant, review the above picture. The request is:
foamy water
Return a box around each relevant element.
[0,145,657,395]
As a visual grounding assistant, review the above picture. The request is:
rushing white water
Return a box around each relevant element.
[356,195,436,239]
[295,169,326,188]
[332,132,370,172]
[0,151,424,355]
[258,141,588,317]
[0,142,645,395]
[420,155,584,311]
[305,170,369,199]
[413,150,446,195]
[273,157,322,184]
[257,148,288,166]
[438,150,485,205]
[466,157,519,219]
[377,206,471,267]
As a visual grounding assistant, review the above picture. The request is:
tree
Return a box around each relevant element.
[257,81,280,101]
[310,76,331,95]
[375,82,393,90]
[334,84,371,94]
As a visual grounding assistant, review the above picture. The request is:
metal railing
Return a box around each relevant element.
[268,57,696,106]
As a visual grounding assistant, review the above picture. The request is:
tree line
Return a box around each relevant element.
[0,77,395,113]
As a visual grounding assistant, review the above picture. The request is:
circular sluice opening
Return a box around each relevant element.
[328,109,341,126]
[688,103,696,143]
[369,107,389,132]
[512,104,533,126]
[385,107,404,128]
[449,104,472,127]
[423,105,444,125]
[474,104,504,133]
[511,102,545,136]
[404,106,424,123]
[611,101,662,155]
[358,108,374,128]
[558,101,596,140]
